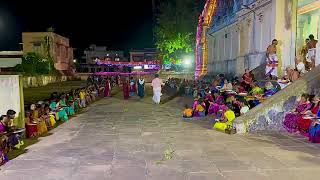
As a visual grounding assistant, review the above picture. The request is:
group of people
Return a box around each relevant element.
[120,76,146,100]
[266,34,318,81]
[283,93,320,143]
[0,83,105,166]
[181,71,279,132]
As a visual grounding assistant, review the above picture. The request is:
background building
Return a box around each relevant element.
[22,32,74,73]
[0,51,23,73]
[83,45,126,64]
[196,0,320,78]
[129,48,158,62]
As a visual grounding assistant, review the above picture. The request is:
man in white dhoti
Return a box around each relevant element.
[306,34,318,68]
[151,74,164,104]
[266,39,279,79]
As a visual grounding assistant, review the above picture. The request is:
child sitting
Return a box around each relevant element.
[183,104,193,118]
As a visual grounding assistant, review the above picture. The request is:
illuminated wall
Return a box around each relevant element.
[0,75,25,128]
[195,0,217,79]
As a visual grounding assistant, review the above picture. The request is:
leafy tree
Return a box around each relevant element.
[14,52,51,75]
[154,0,199,65]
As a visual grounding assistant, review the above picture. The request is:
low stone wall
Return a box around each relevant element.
[233,66,320,134]
[22,75,71,88]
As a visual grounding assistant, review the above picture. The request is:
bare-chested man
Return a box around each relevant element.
[266,39,279,79]
[307,34,318,68]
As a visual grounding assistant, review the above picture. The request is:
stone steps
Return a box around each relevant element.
[233,65,320,134]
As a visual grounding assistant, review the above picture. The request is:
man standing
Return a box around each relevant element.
[266,39,279,79]
[151,74,164,104]
[307,34,318,68]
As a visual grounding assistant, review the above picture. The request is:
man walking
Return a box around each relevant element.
[151,74,164,104]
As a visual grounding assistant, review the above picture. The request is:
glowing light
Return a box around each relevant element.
[133,66,142,70]
[183,56,192,66]
[73,59,77,63]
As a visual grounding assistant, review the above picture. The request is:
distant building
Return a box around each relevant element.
[84,45,125,64]
[0,51,23,73]
[22,32,74,72]
[129,48,158,62]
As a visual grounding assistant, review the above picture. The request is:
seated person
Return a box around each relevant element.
[213,105,236,131]
[25,111,38,138]
[30,104,48,135]
[240,101,250,115]
[264,82,277,97]
[0,110,24,149]
[183,105,193,118]
[49,98,69,121]
[193,98,206,117]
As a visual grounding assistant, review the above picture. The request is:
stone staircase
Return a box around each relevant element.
[233,65,320,134]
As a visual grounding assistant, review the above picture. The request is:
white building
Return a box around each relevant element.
[199,0,320,78]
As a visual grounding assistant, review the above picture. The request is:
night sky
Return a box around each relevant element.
[0,0,154,55]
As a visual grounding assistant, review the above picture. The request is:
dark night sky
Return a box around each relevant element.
[0,0,154,55]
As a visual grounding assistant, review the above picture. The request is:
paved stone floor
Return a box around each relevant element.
[1,96,320,180]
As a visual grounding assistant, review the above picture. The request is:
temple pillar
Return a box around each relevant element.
[272,0,298,76]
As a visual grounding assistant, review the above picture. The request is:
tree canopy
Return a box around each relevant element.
[154,0,199,65]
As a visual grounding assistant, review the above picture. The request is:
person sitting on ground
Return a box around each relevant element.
[283,93,312,133]
[241,69,253,91]
[183,104,193,118]
[213,105,236,131]
[193,98,206,117]
[264,82,277,98]
[0,110,24,149]
[30,104,48,135]
[296,55,306,76]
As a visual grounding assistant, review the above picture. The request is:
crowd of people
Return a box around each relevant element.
[179,71,279,132]
[0,80,106,166]
[283,93,320,143]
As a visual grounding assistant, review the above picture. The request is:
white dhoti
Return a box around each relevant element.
[152,88,162,104]
[306,48,316,63]
[265,54,278,77]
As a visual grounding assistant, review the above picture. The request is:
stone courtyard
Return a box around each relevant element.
[0,97,320,180]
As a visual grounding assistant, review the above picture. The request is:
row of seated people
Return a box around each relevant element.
[24,85,103,138]
[183,74,279,132]
[283,93,320,143]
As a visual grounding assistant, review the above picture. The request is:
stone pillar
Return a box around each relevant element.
[273,0,298,76]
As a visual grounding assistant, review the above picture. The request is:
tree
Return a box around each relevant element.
[14,52,51,75]
[154,0,199,65]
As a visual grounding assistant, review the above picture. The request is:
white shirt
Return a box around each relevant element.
[151,78,163,91]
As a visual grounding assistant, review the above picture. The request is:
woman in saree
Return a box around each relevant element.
[309,110,320,143]
[0,110,23,149]
[138,77,145,98]
[204,89,214,115]
[49,98,69,121]
[30,104,48,135]
[213,105,236,131]
[297,96,319,135]
[283,94,312,133]
[241,69,253,92]
[193,98,206,117]
[104,79,111,97]
[129,77,137,97]
[25,110,38,138]
[60,94,75,116]
[123,79,130,100]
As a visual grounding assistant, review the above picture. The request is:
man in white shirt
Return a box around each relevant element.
[151,74,164,104]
